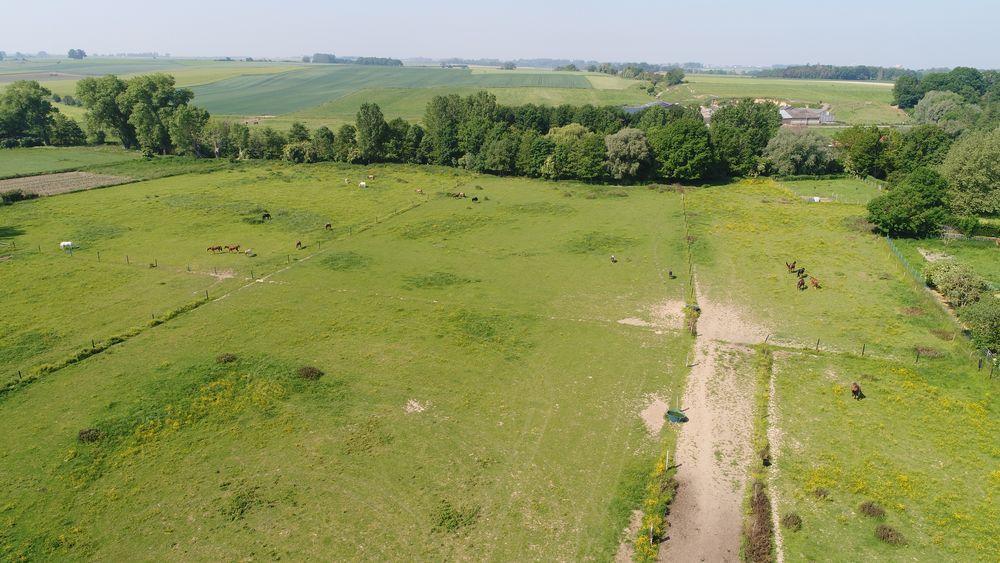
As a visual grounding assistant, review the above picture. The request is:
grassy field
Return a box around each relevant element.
[661,74,908,125]
[683,178,997,561]
[771,351,997,561]
[687,179,960,358]
[0,162,691,560]
[776,177,883,205]
[1,162,995,560]
[0,146,140,179]
[893,237,1000,286]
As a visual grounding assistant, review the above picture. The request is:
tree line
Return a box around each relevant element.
[752,64,913,81]
[302,53,403,66]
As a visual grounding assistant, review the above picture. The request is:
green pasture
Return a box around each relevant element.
[0,162,691,560]
[0,146,140,178]
[662,74,908,125]
[776,177,883,205]
[893,237,1000,286]
[687,179,961,358]
[771,351,997,561]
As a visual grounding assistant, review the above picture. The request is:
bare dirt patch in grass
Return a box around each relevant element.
[917,248,951,263]
[0,171,130,197]
[404,399,426,414]
[639,395,668,436]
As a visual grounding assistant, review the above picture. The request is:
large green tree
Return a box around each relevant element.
[709,99,781,176]
[0,80,55,146]
[866,168,949,237]
[355,102,388,163]
[647,118,715,182]
[763,128,837,175]
[604,127,651,181]
[423,94,464,165]
[941,127,1000,215]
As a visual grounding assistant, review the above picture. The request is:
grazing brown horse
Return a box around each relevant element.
[810,277,822,289]
[785,260,797,271]
[367,174,375,180]
[797,277,806,291]
[207,245,223,253]
[226,244,240,253]
[851,382,865,400]
[296,241,303,250]
[262,212,271,221]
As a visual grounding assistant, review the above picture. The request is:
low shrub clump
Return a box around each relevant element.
[216,353,237,364]
[633,451,678,561]
[859,500,886,519]
[780,512,803,532]
[812,487,830,500]
[77,428,102,443]
[875,524,906,545]
[297,366,324,380]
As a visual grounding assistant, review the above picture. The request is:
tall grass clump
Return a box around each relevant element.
[633,450,678,561]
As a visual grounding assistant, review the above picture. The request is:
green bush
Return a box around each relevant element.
[924,261,990,307]
[961,296,1000,352]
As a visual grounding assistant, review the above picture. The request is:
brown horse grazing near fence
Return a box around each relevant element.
[208,245,223,253]
[225,244,240,253]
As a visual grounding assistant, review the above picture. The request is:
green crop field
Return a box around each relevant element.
[661,74,909,125]
[1,162,995,561]
[0,146,141,179]
[777,177,883,205]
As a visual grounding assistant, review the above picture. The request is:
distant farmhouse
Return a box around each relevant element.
[623,100,677,115]
[779,105,834,126]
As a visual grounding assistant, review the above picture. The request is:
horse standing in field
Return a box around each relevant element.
[851,382,865,400]
[325,223,332,230]
[794,267,806,276]
[296,241,303,250]
[415,188,424,194]
[226,244,240,253]
[610,255,618,264]
[367,174,375,180]
[785,261,797,271]
[262,212,271,221]
[810,277,822,289]
[208,245,223,253]
[797,277,806,291]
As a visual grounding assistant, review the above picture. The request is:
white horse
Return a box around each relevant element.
[59,241,73,250]
[359,181,367,189]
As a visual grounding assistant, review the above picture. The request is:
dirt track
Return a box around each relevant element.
[660,286,766,562]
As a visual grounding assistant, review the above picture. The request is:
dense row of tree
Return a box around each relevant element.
[752,64,912,81]
[892,67,999,109]
[67,49,87,60]
[302,53,402,66]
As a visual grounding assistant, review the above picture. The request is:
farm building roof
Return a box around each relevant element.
[622,100,677,114]
[779,106,828,119]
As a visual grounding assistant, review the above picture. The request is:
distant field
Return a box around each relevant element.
[0,146,140,179]
[661,74,908,125]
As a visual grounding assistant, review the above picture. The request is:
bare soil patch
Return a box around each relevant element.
[615,509,645,562]
[404,399,427,414]
[0,171,131,197]
[917,248,951,263]
[640,395,669,436]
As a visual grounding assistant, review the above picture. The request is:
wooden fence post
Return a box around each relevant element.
[815,338,820,351]
[861,343,866,357]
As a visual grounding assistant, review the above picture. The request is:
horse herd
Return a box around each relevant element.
[785,260,822,290]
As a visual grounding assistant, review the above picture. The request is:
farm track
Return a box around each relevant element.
[660,286,764,562]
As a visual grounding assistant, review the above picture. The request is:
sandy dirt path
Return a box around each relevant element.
[660,287,766,562]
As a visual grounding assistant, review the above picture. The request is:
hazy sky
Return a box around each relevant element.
[4,0,997,68]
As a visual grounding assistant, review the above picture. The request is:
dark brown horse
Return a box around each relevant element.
[225,244,240,253]
[207,245,223,253]
[851,382,865,400]
[797,277,806,291]
[296,240,303,250]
